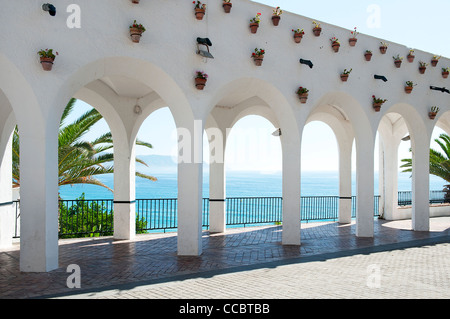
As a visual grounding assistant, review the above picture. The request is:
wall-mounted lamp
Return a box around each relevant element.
[42,3,56,16]
[134,104,142,115]
[374,75,388,82]
[272,128,282,137]
[299,59,313,69]
[196,37,214,59]
[430,86,450,94]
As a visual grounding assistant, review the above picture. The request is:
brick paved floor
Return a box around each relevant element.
[0,217,449,299]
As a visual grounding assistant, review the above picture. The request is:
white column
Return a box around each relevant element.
[282,137,301,245]
[0,130,14,248]
[412,137,430,231]
[209,162,226,233]
[355,136,375,238]
[177,120,203,255]
[338,141,353,224]
[113,142,136,240]
[19,124,59,272]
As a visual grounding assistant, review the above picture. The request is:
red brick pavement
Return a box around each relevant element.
[0,218,449,299]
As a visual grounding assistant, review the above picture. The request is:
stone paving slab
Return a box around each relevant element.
[1,217,449,299]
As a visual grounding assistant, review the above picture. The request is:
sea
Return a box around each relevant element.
[58,170,447,200]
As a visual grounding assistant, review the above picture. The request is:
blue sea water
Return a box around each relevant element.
[58,170,447,200]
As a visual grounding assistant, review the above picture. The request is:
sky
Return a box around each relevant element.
[73,0,450,173]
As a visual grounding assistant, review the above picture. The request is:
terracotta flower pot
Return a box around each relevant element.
[364,52,373,61]
[429,112,437,120]
[419,66,426,74]
[373,103,382,112]
[195,77,207,90]
[313,27,322,36]
[407,55,415,63]
[223,2,232,13]
[129,28,143,43]
[249,22,259,34]
[298,93,308,104]
[431,59,439,67]
[394,60,402,68]
[272,15,281,26]
[332,43,340,53]
[405,86,413,94]
[252,56,264,66]
[195,8,205,20]
[40,57,54,71]
[443,71,449,79]
[293,33,303,43]
[340,74,349,82]
[379,46,387,54]
[349,38,357,47]
[132,0,140,3]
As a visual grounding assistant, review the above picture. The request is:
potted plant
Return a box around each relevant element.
[249,13,261,33]
[340,69,352,82]
[419,61,428,74]
[131,0,140,3]
[429,106,440,120]
[349,27,358,46]
[442,67,449,79]
[379,42,388,54]
[330,37,340,52]
[194,71,208,90]
[296,87,309,103]
[223,0,232,13]
[372,95,387,112]
[364,50,373,61]
[292,28,305,43]
[272,7,282,26]
[312,21,322,36]
[404,81,416,94]
[431,55,441,67]
[129,20,146,43]
[407,49,415,63]
[393,54,403,68]
[251,48,265,66]
[37,48,58,71]
[193,1,206,20]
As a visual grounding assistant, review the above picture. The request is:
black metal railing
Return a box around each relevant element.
[10,190,447,238]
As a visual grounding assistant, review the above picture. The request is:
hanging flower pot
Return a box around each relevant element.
[393,55,403,68]
[292,29,304,43]
[37,49,58,71]
[404,81,416,94]
[431,56,441,67]
[419,62,428,74]
[296,87,309,104]
[312,21,321,36]
[193,1,206,20]
[429,106,440,120]
[249,13,261,33]
[340,69,352,82]
[372,95,387,112]
[194,71,208,90]
[251,48,265,66]
[129,20,146,43]
[407,50,415,62]
[379,42,388,54]
[271,7,282,26]
[223,1,232,13]
[442,68,449,79]
[349,27,358,46]
[330,37,340,52]
[364,50,373,61]
[131,0,140,3]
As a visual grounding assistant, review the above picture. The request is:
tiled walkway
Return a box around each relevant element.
[1,217,449,299]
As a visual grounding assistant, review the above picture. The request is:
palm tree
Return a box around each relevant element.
[401,133,450,201]
[13,98,156,191]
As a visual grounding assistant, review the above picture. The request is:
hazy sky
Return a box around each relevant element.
[74,0,450,172]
